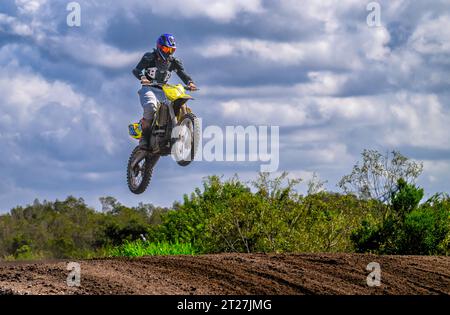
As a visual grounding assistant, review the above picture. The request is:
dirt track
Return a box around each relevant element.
[0,253,449,295]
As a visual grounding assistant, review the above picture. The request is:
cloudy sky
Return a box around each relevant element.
[0,0,449,212]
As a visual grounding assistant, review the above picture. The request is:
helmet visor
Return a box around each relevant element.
[160,45,176,55]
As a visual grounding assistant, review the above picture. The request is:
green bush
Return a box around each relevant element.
[148,173,381,254]
[1,168,448,260]
[351,179,450,255]
[391,178,424,219]
[0,196,169,259]
[107,240,195,257]
[400,196,450,254]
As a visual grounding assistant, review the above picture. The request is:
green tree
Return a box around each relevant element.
[338,150,423,203]
[351,179,449,255]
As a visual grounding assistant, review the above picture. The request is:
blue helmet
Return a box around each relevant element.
[156,34,176,61]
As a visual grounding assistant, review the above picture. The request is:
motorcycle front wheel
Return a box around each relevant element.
[127,146,159,194]
[172,113,200,167]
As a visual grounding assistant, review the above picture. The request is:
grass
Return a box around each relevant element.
[107,240,196,257]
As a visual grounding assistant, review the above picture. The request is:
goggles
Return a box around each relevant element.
[160,45,176,55]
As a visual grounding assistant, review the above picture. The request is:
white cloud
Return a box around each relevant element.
[296,72,349,96]
[198,26,391,68]
[1,2,139,69]
[0,67,83,120]
[220,95,380,126]
[362,26,391,61]
[40,128,71,141]
[422,160,450,184]
[277,0,361,31]
[200,71,349,99]
[219,91,450,150]
[149,0,263,22]
[0,65,116,154]
[15,0,47,15]
[0,0,53,40]
[409,15,450,55]
[304,143,350,165]
[221,99,308,125]
[87,0,263,24]
[43,35,141,69]
[199,37,358,68]
[384,93,450,149]
[0,13,33,36]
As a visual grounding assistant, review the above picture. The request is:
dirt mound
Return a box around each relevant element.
[0,253,449,295]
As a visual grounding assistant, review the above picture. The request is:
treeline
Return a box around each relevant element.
[0,150,449,259]
[148,174,449,255]
[0,197,169,259]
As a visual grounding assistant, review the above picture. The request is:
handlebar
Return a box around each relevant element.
[184,85,200,92]
[141,74,198,91]
[141,81,199,92]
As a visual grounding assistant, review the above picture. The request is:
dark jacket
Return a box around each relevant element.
[132,49,193,85]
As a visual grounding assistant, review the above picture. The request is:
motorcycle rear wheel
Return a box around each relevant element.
[127,146,159,194]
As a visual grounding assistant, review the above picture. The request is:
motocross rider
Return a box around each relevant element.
[132,33,197,149]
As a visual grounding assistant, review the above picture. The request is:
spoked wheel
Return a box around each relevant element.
[172,113,200,166]
[127,146,159,194]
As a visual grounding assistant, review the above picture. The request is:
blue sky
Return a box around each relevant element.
[0,0,449,212]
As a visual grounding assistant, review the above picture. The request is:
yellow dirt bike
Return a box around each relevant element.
[127,84,200,194]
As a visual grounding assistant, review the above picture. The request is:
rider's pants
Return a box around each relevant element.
[138,85,167,121]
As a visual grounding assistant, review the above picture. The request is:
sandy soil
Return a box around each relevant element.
[0,253,449,295]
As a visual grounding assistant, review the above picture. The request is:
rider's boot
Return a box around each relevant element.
[138,118,151,149]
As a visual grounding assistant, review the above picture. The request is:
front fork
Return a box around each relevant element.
[167,101,178,127]
[168,102,189,126]
[168,102,190,147]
